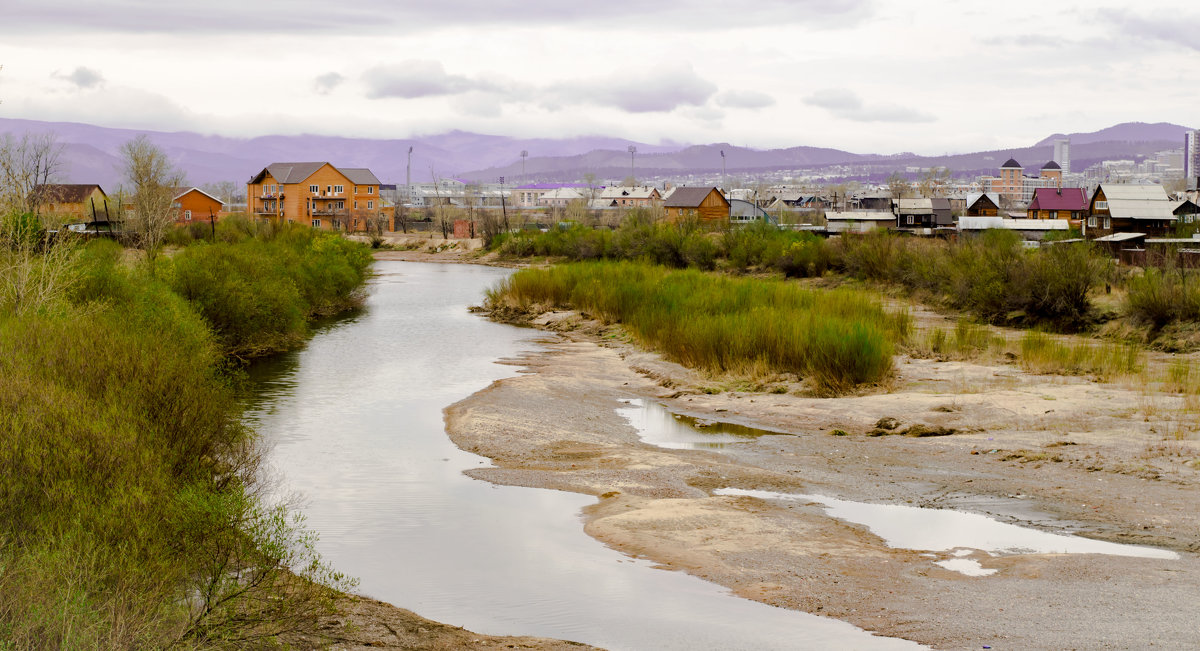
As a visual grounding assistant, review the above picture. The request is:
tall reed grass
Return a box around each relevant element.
[487,261,909,393]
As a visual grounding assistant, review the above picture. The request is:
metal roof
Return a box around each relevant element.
[826,211,896,221]
[1097,184,1170,201]
[663,186,723,208]
[341,167,381,185]
[1093,232,1146,242]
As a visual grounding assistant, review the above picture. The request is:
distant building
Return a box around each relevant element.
[595,186,661,208]
[247,162,382,232]
[171,187,224,224]
[1186,130,1200,189]
[662,186,729,222]
[995,158,1024,205]
[30,183,109,220]
[1053,138,1071,174]
[1027,187,1087,225]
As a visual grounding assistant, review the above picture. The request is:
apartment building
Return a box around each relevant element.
[247,162,382,231]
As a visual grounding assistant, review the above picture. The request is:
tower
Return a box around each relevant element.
[1186,130,1200,189]
[1053,138,1071,174]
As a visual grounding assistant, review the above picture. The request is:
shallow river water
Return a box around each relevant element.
[243,260,921,650]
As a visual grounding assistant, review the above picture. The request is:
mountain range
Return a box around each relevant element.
[0,118,1191,190]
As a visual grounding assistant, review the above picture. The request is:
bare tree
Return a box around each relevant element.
[917,166,952,198]
[199,180,240,206]
[0,132,65,215]
[120,135,186,263]
[886,172,912,200]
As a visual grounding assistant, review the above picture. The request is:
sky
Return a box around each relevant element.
[0,0,1195,155]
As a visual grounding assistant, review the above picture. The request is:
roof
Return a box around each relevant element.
[515,183,591,190]
[1093,232,1146,242]
[1000,158,1022,169]
[896,198,934,214]
[1097,184,1170,201]
[252,162,328,184]
[1041,160,1061,170]
[1028,187,1087,211]
[31,183,106,203]
[663,186,723,208]
[341,168,381,186]
[959,217,1070,231]
[729,198,770,219]
[826,211,896,221]
[172,187,224,205]
[966,192,1000,209]
[538,188,586,201]
[599,186,659,200]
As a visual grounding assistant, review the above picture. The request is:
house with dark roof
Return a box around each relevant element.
[1027,187,1087,224]
[30,184,109,220]
[662,186,729,223]
[895,197,952,230]
[247,162,383,231]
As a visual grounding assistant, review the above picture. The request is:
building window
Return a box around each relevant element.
[1096,200,1108,210]
[367,200,374,209]
[354,201,358,209]
[334,185,344,194]
[312,219,321,227]
[309,184,318,193]
[184,210,191,221]
[906,215,914,225]
[354,186,359,194]
[1088,216,1097,227]
[336,201,344,209]
[1185,214,1195,224]
[367,186,374,194]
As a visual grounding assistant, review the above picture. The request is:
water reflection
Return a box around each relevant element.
[617,398,782,449]
[245,261,922,650]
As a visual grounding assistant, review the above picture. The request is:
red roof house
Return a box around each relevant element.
[1027,187,1088,223]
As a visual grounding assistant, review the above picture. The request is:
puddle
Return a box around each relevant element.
[616,398,781,449]
[716,488,1178,575]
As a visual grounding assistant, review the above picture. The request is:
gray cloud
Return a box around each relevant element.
[804,89,934,123]
[363,61,498,99]
[714,89,775,109]
[1,0,873,34]
[544,65,717,113]
[313,72,345,95]
[53,66,104,89]
[1103,11,1200,51]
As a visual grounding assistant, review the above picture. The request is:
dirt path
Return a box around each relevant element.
[443,309,1200,650]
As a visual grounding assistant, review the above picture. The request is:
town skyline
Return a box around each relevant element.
[0,0,1195,156]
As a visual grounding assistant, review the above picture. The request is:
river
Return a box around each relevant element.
[243,260,920,651]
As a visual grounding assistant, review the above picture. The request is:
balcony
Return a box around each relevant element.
[255,207,276,215]
[259,193,284,200]
[311,208,347,217]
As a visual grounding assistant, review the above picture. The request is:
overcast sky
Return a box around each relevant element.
[0,0,1194,155]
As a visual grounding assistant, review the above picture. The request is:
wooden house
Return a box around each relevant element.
[895,198,952,230]
[965,192,1000,217]
[1027,187,1087,225]
[30,184,110,221]
[662,186,730,223]
[1086,184,1176,238]
[171,187,224,224]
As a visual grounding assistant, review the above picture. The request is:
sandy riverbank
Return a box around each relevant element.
[439,305,1200,649]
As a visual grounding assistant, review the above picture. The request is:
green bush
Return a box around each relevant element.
[1125,267,1200,330]
[488,261,908,393]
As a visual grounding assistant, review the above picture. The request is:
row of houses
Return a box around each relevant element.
[30,183,225,224]
[825,183,1200,242]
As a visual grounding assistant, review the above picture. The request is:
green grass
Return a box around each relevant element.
[0,224,367,648]
[487,261,909,393]
[1017,330,1142,379]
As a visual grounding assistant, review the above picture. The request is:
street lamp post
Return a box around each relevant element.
[406,146,413,206]
[720,149,726,196]
[520,150,528,181]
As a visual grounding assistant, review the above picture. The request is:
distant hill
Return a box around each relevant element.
[1035,122,1192,147]
[0,117,1192,190]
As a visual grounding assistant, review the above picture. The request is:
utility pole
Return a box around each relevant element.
[406,146,413,207]
[720,149,726,196]
[520,150,528,181]
[628,145,637,182]
[500,175,509,234]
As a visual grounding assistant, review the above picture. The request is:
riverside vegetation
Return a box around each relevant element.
[486,213,1200,390]
[0,215,371,649]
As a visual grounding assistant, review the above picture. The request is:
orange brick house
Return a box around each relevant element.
[172,187,224,224]
[662,186,730,223]
[246,162,382,231]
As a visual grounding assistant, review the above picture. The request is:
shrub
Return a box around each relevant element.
[487,261,908,392]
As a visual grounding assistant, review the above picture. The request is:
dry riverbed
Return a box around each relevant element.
[341,249,1200,649]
